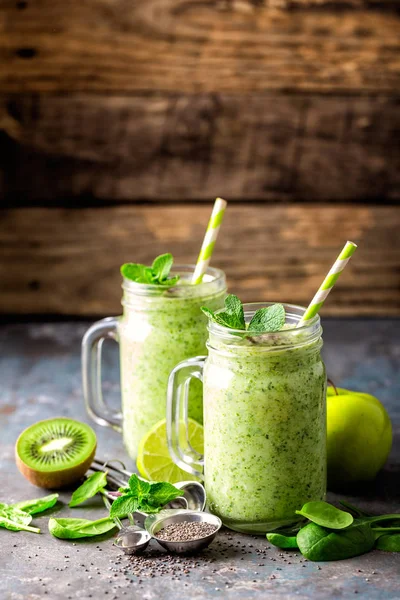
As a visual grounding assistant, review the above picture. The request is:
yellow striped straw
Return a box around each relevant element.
[192,197,227,285]
[297,241,357,327]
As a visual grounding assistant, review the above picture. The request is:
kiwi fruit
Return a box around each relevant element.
[15,417,97,489]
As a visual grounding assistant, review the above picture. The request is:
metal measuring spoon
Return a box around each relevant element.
[145,509,222,554]
[103,495,152,555]
[113,525,151,555]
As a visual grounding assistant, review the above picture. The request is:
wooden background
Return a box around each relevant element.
[0,0,399,316]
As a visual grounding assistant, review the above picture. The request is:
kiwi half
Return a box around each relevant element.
[15,417,97,489]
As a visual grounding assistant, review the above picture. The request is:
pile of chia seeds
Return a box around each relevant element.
[156,521,218,542]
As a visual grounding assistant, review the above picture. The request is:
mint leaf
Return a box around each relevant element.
[128,474,151,499]
[121,254,180,287]
[248,304,285,333]
[223,294,245,329]
[147,482,182,507]
[121,263,153,283]
[201,306,236,328]
[152,253,173,282]
[110,495,139,519]
[201,295,246,330]
[158,275,180,287]
[69,472,107,507]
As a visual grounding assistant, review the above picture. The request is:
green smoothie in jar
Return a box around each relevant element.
[119,264,226,460]
[202,303,326,533]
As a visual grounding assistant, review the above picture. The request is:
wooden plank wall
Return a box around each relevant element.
[0,0,399,316]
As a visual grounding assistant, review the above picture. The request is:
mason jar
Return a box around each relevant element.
[82,265,226,461]
[167,303,326,533]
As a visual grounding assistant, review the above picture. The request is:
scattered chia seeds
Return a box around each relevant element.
[156,521,218,542]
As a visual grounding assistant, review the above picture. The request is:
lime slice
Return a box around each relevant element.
[137,418,204,483]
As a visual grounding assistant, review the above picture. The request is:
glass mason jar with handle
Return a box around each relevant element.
[82,265,226,461]
[167,303,327,534]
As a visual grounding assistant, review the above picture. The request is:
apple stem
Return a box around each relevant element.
[327,378,339,396]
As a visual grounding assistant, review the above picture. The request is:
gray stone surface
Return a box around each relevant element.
[0,319,399,600]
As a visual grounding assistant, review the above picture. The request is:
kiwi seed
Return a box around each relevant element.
[15,417,97,489]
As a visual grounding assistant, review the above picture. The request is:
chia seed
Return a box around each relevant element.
[156,521,218,542]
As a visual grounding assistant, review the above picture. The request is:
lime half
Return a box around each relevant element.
[136,418,204,483]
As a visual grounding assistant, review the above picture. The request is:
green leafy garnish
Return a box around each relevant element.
[69,472,108,508]
[110,474,181,519]
[0,504,40,533]
[248,303,286,333]
[0,494,60,534]
[12,493,59,515]
[201,294,285,333]
[49,517,116,539]
[267,500,400,561]
[121,253,180,288]
[267,532,299,549]
[295,501,354,530]
[375,534,400,552]
[296,520,376,561]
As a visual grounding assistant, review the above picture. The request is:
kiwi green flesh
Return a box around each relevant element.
[16,418,97,489]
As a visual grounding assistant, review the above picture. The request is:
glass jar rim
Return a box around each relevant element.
[207,302,322,350]
[121,264,226,299]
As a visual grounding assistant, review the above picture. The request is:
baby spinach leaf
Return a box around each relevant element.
[49,517,116,539]
[0,504,40,533]
[375,534,400,552]
[69,472,107,507]
[0,515,40,534]
[0,505,32,526]
[248,303,286,333]
[295,501,353,530]
[13,494,59,515]
[267,533,299,549]
[297,521,376,561]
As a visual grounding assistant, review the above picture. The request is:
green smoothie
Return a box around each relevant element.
[203,304,326,533]
[119,267,226,460]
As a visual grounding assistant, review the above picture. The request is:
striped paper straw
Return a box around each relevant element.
[191,197,227,284]
[297,241,357,327]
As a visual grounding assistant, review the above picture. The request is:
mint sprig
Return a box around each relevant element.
[110,474,182,519]
[121,253,180,287]
[201,294,285,333]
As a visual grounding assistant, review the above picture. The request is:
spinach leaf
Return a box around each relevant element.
[296,520,376,561]
[0,515,40,534]
[375,534,400,552]
[49,517,116,539]
[295,501,353,529]
[69,472,107,507]
[13,494,59,515]
[0,504,40,533]
[267,533,299,549]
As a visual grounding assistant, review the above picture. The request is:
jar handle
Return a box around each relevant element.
[81,317,122,431]
[166,356,206,480]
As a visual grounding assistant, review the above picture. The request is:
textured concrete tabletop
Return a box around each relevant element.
[1,319,399,600]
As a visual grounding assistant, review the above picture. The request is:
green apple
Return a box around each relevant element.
[327,386,392,489]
